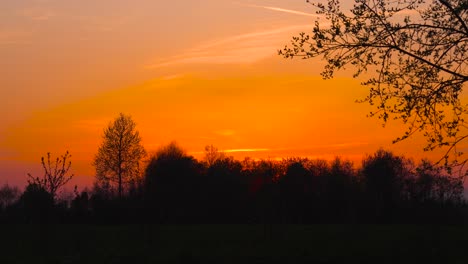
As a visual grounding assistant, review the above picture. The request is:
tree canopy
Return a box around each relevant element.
[94,113,146,199]
[280,0,468,171]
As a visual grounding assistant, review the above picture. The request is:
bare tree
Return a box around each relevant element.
[203,144,226,167]
[94,113,146,199]
[280,0,468,171]
[27,151,74,200]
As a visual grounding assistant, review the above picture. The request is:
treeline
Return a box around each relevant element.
[0,144,465,224]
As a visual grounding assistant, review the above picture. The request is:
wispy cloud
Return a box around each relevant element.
[145,24,311,68]
[224,148,270,153]
[17,6,134,32]
[238,2,321,18]
[189,147,271,155]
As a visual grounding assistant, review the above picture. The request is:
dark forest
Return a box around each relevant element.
[1,143,465,225]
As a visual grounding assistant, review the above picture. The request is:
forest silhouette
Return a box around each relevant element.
[0,139,465,225]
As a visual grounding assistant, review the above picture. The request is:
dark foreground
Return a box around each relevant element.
[1,225,468,264]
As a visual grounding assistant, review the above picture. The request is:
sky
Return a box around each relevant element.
[0,0,458,189]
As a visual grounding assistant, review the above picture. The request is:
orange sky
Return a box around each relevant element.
[0,0,463,189]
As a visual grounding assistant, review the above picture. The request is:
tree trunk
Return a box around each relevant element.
[118,134,123,200]
[118,172,122,200]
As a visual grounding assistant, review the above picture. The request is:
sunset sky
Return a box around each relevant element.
[0,0,457,189]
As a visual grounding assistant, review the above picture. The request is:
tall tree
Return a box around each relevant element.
[27,151,74,200]
[94,113,146,199]
[280,0,468,170]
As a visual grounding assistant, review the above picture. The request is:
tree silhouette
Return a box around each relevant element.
[144,142,202,223]
[203,156,246,222]
[71,189,89,221]
[203,144,226,167]
[412,159,463,205]
[19,183,54,223]
[280,0,468,169]
[27,151,74,200]
[361,149,410,221]
[94,113,146,199]
[325,158,356,220]
[0,184,20,209]
[278,160,312,223]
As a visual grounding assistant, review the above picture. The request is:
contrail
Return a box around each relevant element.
[235,2,320,18]
[259,5,319,17]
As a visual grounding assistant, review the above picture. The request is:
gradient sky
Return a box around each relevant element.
[0,0,458,189]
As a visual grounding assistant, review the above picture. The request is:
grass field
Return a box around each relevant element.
[1,225,467,263]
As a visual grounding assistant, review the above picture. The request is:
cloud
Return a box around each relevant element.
[17,6,134,32]
[224,148,270,153]
[145,24,312,68]
[188,147,271,155]
[239,3,321,18]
